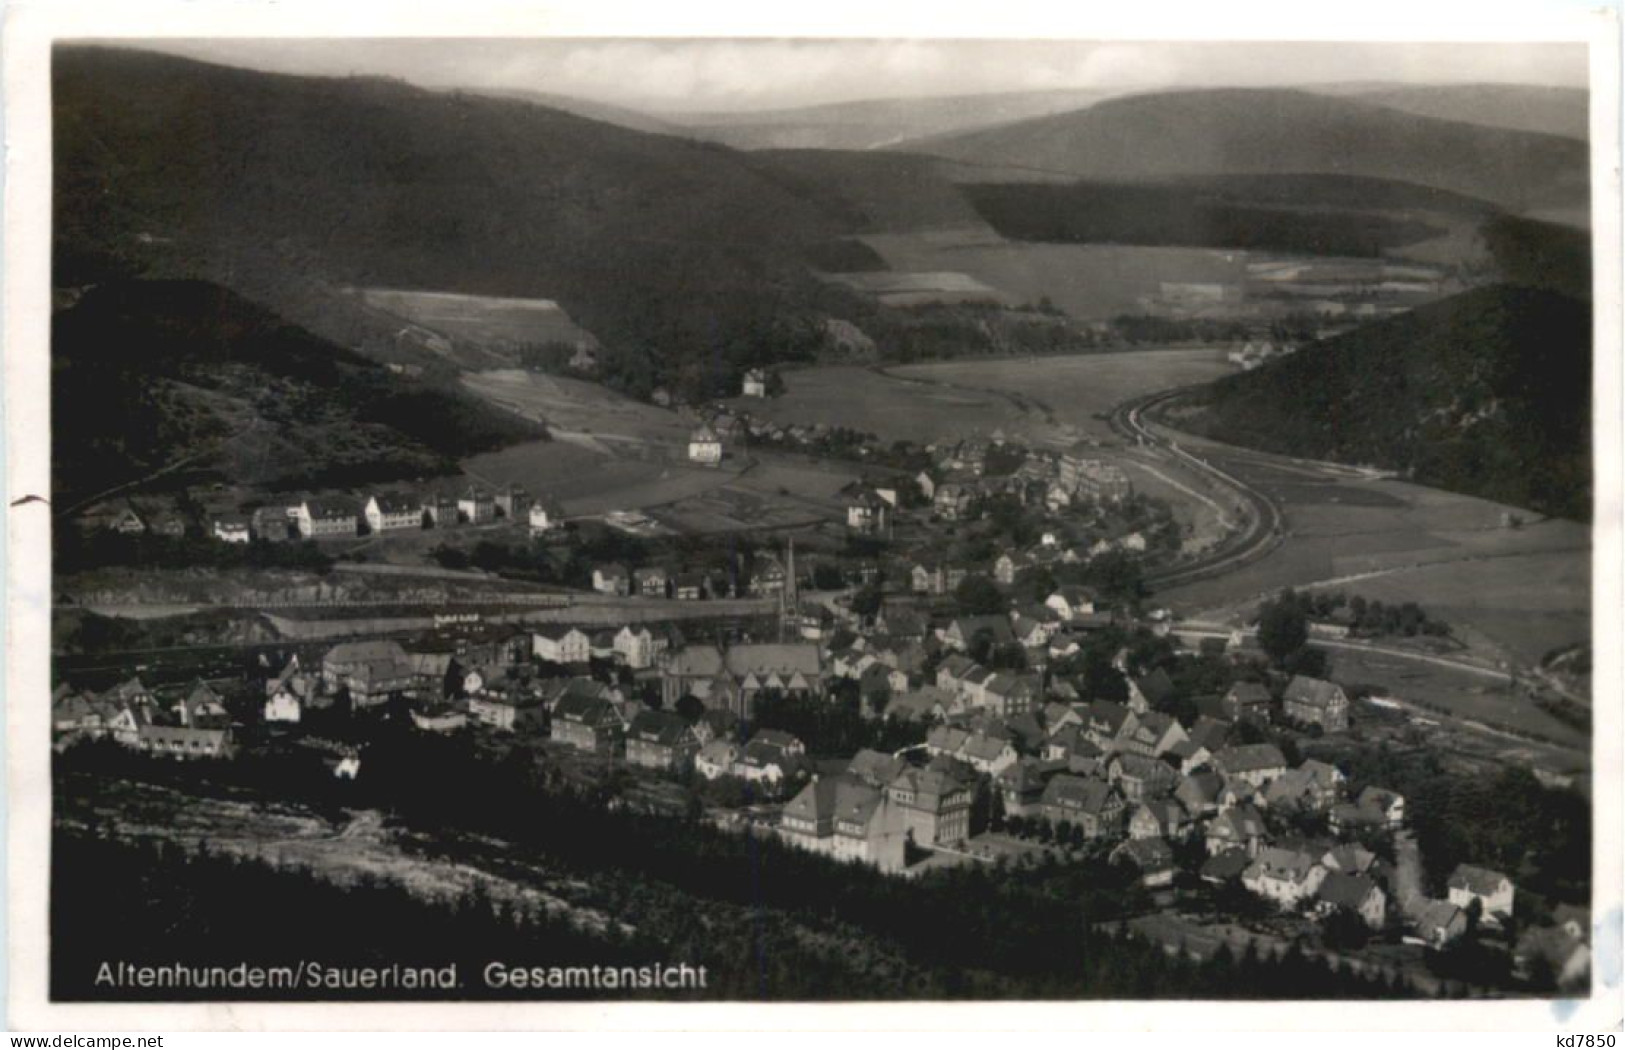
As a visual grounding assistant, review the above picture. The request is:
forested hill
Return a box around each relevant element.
[1173,284,1591,521]
[51,280,545,502]
[52,46,873,399]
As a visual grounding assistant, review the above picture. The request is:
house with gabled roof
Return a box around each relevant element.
[779,774,907,872]
[888,761,976,846]
[296,497,358,538]
[1039,774,1125,838]
[1415,900,1469,948]
[625,709,700,773]
[1320,843,1378,877]
[592,563,631,596]
[1243,846,1327,908]
[1261,759,1346,813]
[1044,585,1097,622]
[1129,799,1189,841]
[1111,837,1178,887]
[1212,743,1289,787]
[1083,700,1135,749]
[1127,668,1176,715]
[1335,786,1403,838]
[633,566,670,599]
[1282,675,1350,731]
[533,625,592,665]
[1316,872,1386,929]
[551,693,624,755]
[1113,709,1188,758]
[365,492,423,533]
[846,748,908,789]
[695,739,741,781]
[1223,681,1273,723]
[1206,804,1268,858]
[997,757,1064,819]
[1109,751,1179,802]
[1176,771,1224,818]
[1447,864,1515,921]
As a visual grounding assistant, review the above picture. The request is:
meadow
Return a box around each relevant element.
[1156,441,1590,670]
[859,229,1253,318]
[356,288,598,350]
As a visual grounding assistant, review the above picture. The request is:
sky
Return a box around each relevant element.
[126,38,1589,114]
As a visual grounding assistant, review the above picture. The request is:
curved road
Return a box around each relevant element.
[1108,388,1285,591]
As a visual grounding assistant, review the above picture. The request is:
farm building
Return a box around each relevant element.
[742,368,768,398]
[688,424,723,466]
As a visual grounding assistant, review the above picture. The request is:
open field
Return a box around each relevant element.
[462,369,690,449]
[1327,646,1588,752]
[860,229,1253,318]
[742,350,1231,448]
[893,350,1234,442]
[823,270,1013,307]
[1154,435,1590,669]
[355,289,597,350]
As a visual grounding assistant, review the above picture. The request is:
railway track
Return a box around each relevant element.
[1108,388,1285,592]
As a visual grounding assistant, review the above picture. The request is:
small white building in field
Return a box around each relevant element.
[742,368,769,398]
[688,425,723,467]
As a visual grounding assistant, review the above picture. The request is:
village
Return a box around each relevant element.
[51,366,1590,996]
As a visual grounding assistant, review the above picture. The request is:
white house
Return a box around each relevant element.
[742,368,768,398]
[1447,864,1515,922]
[688,424,723,466]
[613,625,659,670]
[528,502,561,536]
[263,690,301,724]
[533,626,591,665]
[365,493,423,534]
[295,499,357,538]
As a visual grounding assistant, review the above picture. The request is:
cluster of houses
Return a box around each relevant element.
[96,485,565,545]
[51,677,234,758]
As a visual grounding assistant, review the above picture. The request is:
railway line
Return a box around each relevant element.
[1108,388,1285,591]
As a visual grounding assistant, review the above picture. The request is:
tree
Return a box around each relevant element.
[674,695,706,724]
[851,585,883,620]
[1257,590,1310,665]
[954,574,1006,616]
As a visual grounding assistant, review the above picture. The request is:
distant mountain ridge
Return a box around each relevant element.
[895,88,1589,214]
[670,87,1120,151]
[1310,82,1588,140]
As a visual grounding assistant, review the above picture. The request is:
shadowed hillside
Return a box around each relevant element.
[1174,285,1591,520]
[51,280,546,502]
[52,46,873,399]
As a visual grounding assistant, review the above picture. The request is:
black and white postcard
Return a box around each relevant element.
[5,0,1621,1032]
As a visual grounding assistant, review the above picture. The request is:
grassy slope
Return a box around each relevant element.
[897,88,1590,213]
[1177,284,1591,520]
[52,280,546,501]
